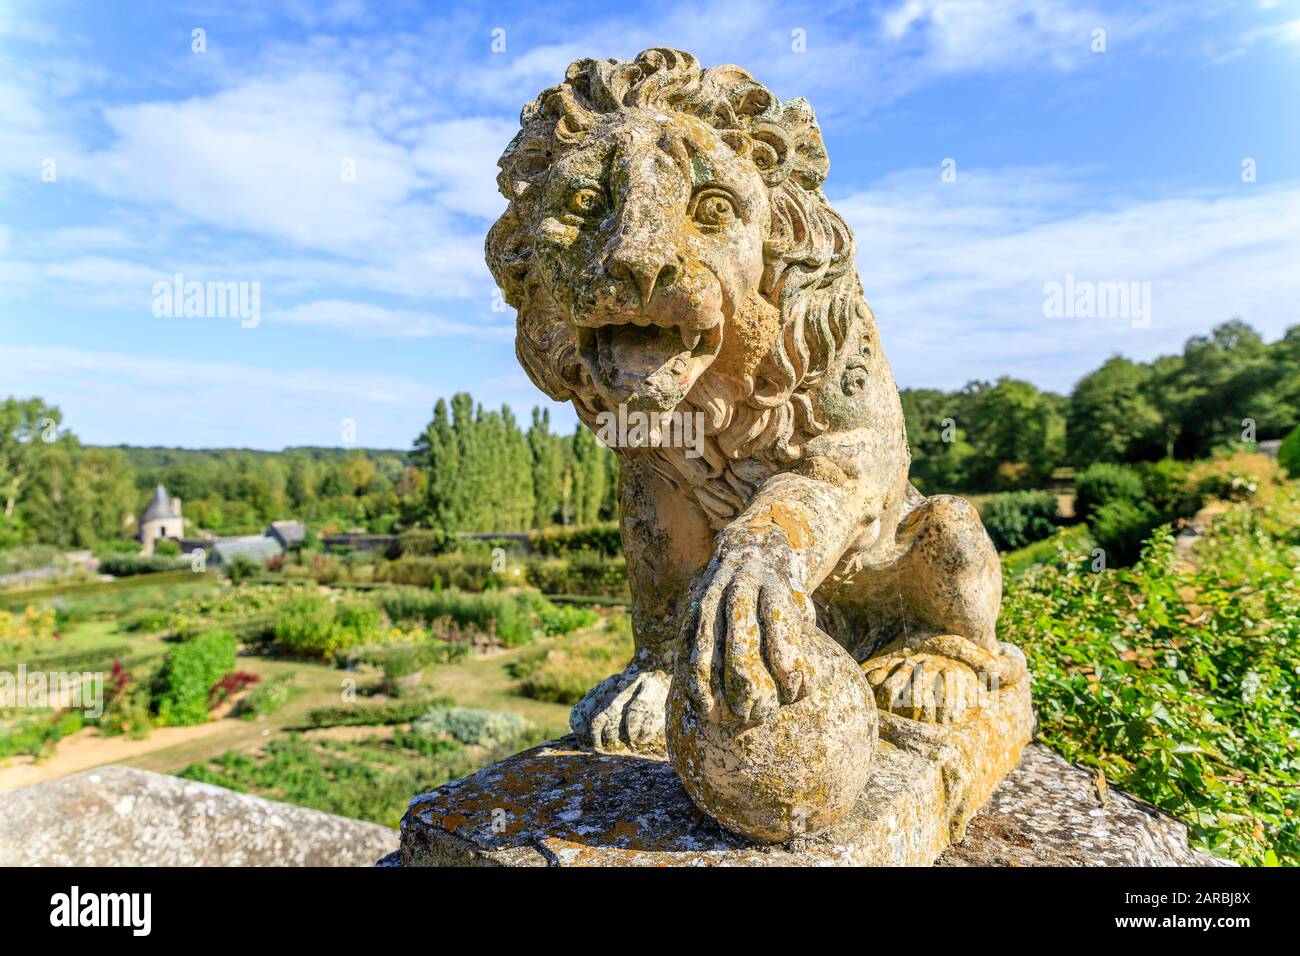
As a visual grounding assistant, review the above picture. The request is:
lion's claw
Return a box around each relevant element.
[863,651,978,724]
[681,544,815,724]
[570,663,669,754]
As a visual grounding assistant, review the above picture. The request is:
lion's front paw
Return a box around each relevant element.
[570,663,670,754]
[680,543,816,724]
[862,652,979,725]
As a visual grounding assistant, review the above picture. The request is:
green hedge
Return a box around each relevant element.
[98,554,192,576]
[528,524,621,558]
[1073,463,1144,523]
[304,697,453,728]
[980,491,1058,551]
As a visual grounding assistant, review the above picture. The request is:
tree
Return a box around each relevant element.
[1066,357,1164,467]
[527,408,563,527]
[964,378,1065,489]
[0,397,61,528]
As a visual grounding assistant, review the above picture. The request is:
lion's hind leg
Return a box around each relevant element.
[856,493,1025,724]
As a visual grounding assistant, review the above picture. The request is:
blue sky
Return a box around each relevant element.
[2,0,1299,450]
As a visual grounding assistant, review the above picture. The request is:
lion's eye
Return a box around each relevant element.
[565,188,604,218]
[692,191,739,229]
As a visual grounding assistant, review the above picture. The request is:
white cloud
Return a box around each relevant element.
[0,345,444,449]
[265,300,512,340]
[835,168,1300,392]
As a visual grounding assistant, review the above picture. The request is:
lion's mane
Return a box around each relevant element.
[486,48,871,525]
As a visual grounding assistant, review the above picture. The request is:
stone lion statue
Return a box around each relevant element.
[487,48,1026,757]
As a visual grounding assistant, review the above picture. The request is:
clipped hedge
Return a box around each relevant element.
[980,491,1058,551]
[1073,463,1144,523]
[98,554,192,577]
[528,524,621,558]
[305,697,453,728]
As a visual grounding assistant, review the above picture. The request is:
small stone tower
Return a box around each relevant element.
[138,485,183,555]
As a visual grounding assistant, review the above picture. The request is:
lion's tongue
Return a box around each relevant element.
[598,325,690,401]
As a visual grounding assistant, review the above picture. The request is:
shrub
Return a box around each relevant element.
[0,545,60,576]
[411,706,533,749]
[1089,500,1162,567]
[237,673,299,720]
[227,553,262,584]
[272,594,338,659]
[335,600,382,647]
[97,660,153,738]
[1136,458,1193,516]
[397,529,454,557]
[525,552,629,597]
[1279,424,1300,478]
[529,524,622,558]
[511,614,634,704]
[152,629,238,727]
[98,554,190,576]
[153,538,182,557]
[305,697,453,728]
[1188,450,1277,504]
[1000,485,1300,865]
[1073,463,1145,523]
[375,587,543,646]
[209,670,261,708]
[536,603,600,637]
[980,491,1058,551]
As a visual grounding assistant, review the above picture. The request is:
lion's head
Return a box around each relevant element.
[488,49,871,519]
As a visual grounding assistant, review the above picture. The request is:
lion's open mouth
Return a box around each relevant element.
[576,321,723,411]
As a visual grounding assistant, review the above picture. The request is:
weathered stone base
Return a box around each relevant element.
[400,678,1034,866]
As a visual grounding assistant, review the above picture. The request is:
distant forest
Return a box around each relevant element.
[2,318,1296,548]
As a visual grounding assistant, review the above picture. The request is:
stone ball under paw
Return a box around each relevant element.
[666,627,877,843]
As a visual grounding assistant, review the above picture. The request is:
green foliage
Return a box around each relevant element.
[237,673,300,720]
[411,705,534,749]
[226,553,261,584]
[272,594,337,659]
[0,710,85,760]
[179,725,544,828]
[1090,500,1161,566]
[98,554,191,576]
[1279,424,1300,478]
[529,523,622,557]
[305,697,454,728]
[536,602,599,636]
[1066,357,1164,467]
[1074,462,1145,523]
[510,614,635,704]
[0,545,61,576]
[1001,483,1300,865]
[980,491,1058,551]
[152,629,238,727]
[375,587,552,646]
[153,538,182,557]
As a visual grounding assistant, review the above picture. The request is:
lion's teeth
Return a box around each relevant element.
[681,328,702,351]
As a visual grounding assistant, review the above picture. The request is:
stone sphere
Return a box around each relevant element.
[666,627,877,843]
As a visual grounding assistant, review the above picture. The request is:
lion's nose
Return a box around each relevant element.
[606,251,678,308]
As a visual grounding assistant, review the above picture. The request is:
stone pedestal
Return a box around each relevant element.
[400,679,1035,866]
